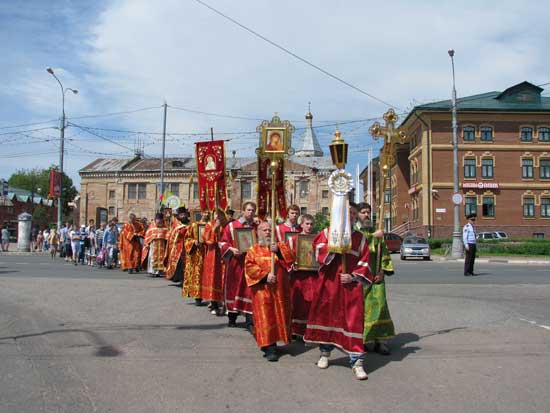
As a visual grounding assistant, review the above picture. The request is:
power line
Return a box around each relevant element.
[193,0,399,109]
[0,119,58,130]
[68,122,137,154]
[67,106,163,120]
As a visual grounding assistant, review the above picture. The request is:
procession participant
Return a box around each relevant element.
[245,221,294,361]
[201,208,227,315]
[356,202,395,355]
[183,211,209,305]
[220,201,257,329]
[141,212,169,277]
[286,214,316,337]
[274,204,302,243]
[120,213,145,274]
[304,226,373,380]
[225,208,235,223]
[164,206,189,283]
[349,202,359,226]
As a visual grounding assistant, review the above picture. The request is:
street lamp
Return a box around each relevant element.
[448,50,463,258]
[46,67,78,231]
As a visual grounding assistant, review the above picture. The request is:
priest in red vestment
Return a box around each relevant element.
[201,209,227,315]
[286,213,316,337]
[245,221,294,361]
[219,201,257,330]
[141,213,169,277]
[164,207,189,283]
[183,212,209,305]
[120,213,145,274]
[274,204,302,242]
[304,227,372,379]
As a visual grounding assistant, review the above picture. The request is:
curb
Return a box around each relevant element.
[431,256,550,265]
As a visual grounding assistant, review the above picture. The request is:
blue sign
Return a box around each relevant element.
[2,180,8,196]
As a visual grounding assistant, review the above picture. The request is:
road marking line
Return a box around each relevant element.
[519,318,550,331]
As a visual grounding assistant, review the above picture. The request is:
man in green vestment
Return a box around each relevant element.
[355,202,395,355]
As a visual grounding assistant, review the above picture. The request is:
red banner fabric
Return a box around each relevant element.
[49,169,61,198]
[195,140,228,212]
[257,157,287,221]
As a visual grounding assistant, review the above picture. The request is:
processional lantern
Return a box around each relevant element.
[329,129,348,170]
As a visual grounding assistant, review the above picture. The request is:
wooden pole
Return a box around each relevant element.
[270,160,277,276]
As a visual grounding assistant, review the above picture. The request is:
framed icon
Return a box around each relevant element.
[264,128,286,154]
[197,223,206,243]
[296,234,318,271]
[234,227,257,253]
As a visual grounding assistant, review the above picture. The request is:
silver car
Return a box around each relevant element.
[400,236,430,260]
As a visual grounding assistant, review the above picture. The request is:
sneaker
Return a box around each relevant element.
[210,309,217,315]
[317,355,330,369]
[352,359,368,380]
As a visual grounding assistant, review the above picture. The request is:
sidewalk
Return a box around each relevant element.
[431,254,550,265]
[0,242,49,256]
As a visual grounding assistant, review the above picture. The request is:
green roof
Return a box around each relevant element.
[401,81,550,126]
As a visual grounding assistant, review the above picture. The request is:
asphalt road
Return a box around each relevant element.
[0,255,548,413]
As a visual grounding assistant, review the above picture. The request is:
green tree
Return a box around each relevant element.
[32,205,50,228]
[313,211,330,233]
[8,166,78,217]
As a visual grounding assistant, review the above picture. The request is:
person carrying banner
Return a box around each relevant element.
[201,208,227,315]
[245,221,294,361]
[119,213,145,274]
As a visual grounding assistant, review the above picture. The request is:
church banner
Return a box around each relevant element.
[49,169,62,198]
[195,140,228,211]
[257,156,287,221]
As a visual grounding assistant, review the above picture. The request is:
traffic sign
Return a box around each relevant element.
[452,192,463,205]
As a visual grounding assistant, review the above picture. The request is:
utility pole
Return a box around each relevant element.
[47,68,77,231]
[449,50,463,258]
[159,102,168,209]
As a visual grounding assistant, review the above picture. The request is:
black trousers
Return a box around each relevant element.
[464,243,476,275]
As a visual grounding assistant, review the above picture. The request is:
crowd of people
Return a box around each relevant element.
[32,201,396,381]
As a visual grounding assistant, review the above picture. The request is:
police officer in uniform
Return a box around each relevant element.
[463,213,477,276]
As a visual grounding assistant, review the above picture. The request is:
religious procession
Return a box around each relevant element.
[69,114,399,382]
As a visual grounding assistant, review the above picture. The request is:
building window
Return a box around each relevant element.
[322,190,329,199]
[463,126,475,141]
[464,158,476,178]
[108,206,115,216]
[322,207,329,215]
[384,189,391,204]
[108,190,115,200]
[533,233,545,239]
[539,127,550,142]
[521,127,533,142]
[481,158,494,178]
[167,183,180,197]
[540,159,550,179]
[128,183,147,200]
[300,207,308,215]
[522,159,534,178]
[523,197,535,217]
[482,196,495,217]
[542,198,550,217]
[465,196,477,217]
[480,126,493,142]
[299,181,309,198]
[241,181,251,200]
[192,183,199,200]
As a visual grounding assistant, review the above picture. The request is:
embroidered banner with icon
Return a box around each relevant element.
[195,140,228,211]
[257,156,287,221]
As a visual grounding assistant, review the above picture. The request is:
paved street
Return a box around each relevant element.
[0,255,548,413]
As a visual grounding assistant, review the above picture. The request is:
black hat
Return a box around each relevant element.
[176,206,188,214]
[226,208,235,216]
[466,213,477,219]
[154,212,163,220]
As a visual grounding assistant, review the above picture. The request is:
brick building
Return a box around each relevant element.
[0,187,56,236]
[79,111,335,224]
[365,81,550,239]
